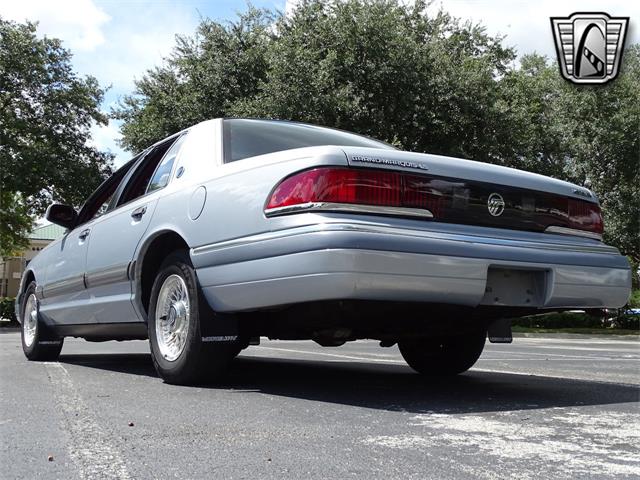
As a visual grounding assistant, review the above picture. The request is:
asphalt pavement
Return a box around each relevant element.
[1,331,638,479]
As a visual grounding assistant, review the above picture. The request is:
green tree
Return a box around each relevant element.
[114,6,275,153]
[116,0,515,161]
[0,18,112,257]
[233,0,514,164]
[558,45,640,262]
[114,0,639,261]
[499,48,640,262]
[496,54,570,178]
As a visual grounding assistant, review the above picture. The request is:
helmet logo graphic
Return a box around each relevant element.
[551,12,629,85]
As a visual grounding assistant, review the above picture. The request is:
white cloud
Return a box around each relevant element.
[0,0,110,52]
[429,0,639,59]
[6,0,638,166]
[285,0,639,59]
[2,0,199,162]
[89,120,128,165]
[80,6,197,93]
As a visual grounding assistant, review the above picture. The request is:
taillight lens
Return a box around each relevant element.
[265,167,603,239]
[266,168,443,215]
[567,199,604,235]
[267,168,400,209]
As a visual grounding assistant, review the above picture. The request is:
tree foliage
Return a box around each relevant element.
[0,18,112,257]
[113,0,639,261]
[114,7,275,153]
[499,48,640,260]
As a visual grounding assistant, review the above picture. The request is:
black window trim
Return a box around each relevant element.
[74,157,139,229]
[107,148,153,212]
[145,132,187,195]
[112,132,185,210]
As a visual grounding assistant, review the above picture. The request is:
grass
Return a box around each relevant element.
[512,325,639,335]
[628,289,640,309]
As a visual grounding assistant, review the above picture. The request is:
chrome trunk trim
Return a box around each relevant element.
[544,225,603,241]
[264,202,434,219]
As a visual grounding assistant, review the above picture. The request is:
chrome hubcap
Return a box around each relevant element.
[155,275,190,362]
[23,294,38,348]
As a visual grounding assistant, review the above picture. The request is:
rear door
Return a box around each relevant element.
[84,134,185,324]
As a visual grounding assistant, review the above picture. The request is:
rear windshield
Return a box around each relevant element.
[224,119,394,162]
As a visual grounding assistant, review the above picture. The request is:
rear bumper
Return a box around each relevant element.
[191,221,632,312]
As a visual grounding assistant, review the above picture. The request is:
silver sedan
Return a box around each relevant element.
[16,119,632,384]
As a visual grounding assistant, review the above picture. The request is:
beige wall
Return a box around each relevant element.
[0,239,52,297]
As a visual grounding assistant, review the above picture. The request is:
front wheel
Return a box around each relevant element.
[21,282,64,361]
[147,251,237,385]
[399,330,486,376]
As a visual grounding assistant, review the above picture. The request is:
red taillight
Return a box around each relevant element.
[265,167,604,239]
[567,198,604,235]
[403,174,446,217]
[266,167,442,215]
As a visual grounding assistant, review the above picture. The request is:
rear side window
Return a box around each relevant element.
[224,119,394,162]
[147,135,186,194]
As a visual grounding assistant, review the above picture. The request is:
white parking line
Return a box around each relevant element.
[512,345,640,353]
[253,346,406,364]
[44,363,131,480]
[250,346,640,385]
[485,350,638,359]
[255,345,637,362]
[516,337,639,346]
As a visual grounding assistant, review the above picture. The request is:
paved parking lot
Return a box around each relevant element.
[1,331,639,479]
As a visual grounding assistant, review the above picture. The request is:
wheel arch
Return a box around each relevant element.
[14,269,37,323]
[22,269,36,291]
[134,229,191,321]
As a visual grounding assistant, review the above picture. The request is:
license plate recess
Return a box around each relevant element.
[480,267,547,307]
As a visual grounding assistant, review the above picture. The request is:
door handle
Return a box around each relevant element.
[79,229,90,240]
[131,205,147,220]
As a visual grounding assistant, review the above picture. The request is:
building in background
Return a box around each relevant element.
[0,224,66,297]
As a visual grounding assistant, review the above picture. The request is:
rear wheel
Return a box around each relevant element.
[21,282,64,361]
[399,330,486,376]
[148,251,237,385]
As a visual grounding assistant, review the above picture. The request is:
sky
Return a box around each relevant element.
[2,0,638,167]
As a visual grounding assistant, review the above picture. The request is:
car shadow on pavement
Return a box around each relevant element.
[60,352,640,415]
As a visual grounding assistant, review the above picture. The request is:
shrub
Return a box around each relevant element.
[512,299,640,332]
[0,297,17,324]
[512,312,605,329]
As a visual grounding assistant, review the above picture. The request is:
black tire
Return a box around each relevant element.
[399,330,486,376]
[20,282,64,361]
[147,250,237,385]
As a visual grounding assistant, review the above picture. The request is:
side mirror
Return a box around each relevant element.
[45,204,78,230]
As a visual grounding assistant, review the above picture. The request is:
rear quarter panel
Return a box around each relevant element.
[166,146,352,251]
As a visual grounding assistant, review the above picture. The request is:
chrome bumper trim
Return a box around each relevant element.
[192,222,618,257]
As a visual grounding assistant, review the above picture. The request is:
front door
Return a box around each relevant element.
[39,226,92,325]
[38,160,137,325]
